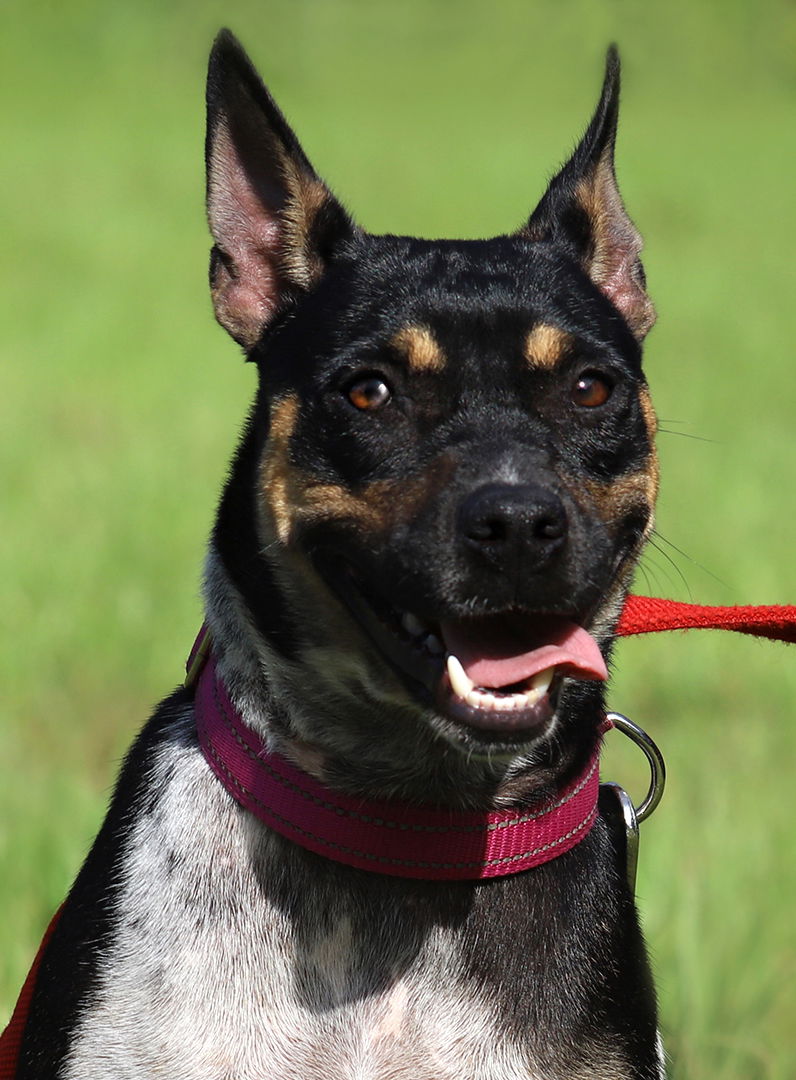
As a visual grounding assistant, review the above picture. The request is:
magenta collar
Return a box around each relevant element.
[189,634,603,881]
[188,594,796,881]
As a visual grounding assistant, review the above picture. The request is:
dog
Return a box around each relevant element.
[14,30,664,1080]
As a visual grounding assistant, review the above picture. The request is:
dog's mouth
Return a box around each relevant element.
[325,562,608,743]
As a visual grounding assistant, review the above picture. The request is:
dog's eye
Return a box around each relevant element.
[571,371,612,408]
[346,376,392,411]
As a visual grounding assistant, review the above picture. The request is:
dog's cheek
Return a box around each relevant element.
[258,393,395,547]
[252,399,428,709]
[574,383,659,546]
[580,463,658,546]
[259,394,445,555]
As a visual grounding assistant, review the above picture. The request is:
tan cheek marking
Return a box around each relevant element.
[582,465,658,536]
[524,323,572,369]
[639,386,660,507]
[294,472,437,537]
[639,385,657,441]
[261,397,433,544]
[295,482,391,534]
[261,394,302,544]
[391,325,446,372]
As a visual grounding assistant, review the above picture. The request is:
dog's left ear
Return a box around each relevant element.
[206,30,358,351]
[519,47,655,341]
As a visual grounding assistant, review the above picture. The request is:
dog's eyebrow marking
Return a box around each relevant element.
[524,323,572,368]
[391,325,446,372]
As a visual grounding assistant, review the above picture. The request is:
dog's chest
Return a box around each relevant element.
[62,715,540,1080]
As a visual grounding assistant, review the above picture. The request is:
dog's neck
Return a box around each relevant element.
[190,621,606,881]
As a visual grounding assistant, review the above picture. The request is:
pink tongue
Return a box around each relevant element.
[439,614,608,689]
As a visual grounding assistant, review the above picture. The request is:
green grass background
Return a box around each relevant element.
[2,0,796,1075]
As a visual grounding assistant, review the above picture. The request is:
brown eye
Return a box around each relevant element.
[571,371,612,408]
[346,376,392,411]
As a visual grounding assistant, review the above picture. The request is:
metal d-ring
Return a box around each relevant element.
[605,711,666,822]
[602,712,666,895]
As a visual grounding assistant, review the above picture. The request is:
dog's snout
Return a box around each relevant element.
[458,483,568,569]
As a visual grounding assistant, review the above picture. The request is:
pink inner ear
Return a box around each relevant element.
[584,162,656,340]
[598,245,655,339]
[207,124,286,348]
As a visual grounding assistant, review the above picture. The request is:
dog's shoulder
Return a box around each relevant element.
[18,690,213,1077]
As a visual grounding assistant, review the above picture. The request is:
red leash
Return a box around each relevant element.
[4,594,796,1076]
[617,595,796,643]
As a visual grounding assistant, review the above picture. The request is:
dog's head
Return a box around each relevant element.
[205,31,657,800]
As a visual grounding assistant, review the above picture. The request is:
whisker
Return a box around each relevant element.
[634,561,660,596]
[645,536,694,600]
[637,550,681,596]
[653,531,731,591]
[657,428,718,444]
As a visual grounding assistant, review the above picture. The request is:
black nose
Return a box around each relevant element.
[458,483,568,570]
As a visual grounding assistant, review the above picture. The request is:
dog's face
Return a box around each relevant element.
[206,33,657,792]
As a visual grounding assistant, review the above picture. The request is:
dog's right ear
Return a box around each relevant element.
[206,30,357,351]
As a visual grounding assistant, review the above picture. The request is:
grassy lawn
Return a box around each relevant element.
[2,1,795,1076]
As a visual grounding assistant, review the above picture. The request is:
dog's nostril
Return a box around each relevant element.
[459,483,568,565]
[466,517,508,544]
[535,515,566,541]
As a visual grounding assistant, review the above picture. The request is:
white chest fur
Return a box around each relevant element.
[62,713,541,1080]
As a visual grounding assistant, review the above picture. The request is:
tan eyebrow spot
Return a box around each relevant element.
[391,325,446,372]
[524,323,572,369]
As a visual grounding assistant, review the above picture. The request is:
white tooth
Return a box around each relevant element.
[447,654,475,699]
[449,665,556,713]
[401,612,426,637]
[424,634,444,656]
[529,667,555,694]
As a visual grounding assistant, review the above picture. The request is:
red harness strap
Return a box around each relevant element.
[0,907,62,1079]
[3,594,796,1076]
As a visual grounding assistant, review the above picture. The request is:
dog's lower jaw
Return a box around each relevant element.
[203,545,615,808]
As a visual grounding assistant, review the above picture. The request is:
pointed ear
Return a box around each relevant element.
[519,47,655,341]
[205,30,358,350]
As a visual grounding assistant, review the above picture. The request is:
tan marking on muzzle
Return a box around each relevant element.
[391,325,446,372]
[524,323,572,369]
[582,462,659,536]
[261,395,433,544]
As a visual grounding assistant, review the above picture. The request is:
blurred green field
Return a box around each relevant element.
[2,0,796,1075]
